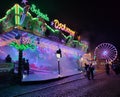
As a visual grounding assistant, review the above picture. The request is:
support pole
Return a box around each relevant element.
[18,49,23,82]
[58,60,60,75]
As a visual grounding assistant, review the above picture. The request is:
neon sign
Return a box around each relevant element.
[52,19,75,36]
[9,42,36,50]
[30,4,49,21]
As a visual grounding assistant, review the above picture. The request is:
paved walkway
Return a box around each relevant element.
[17,71,120,97]
[0,66,104,97]
[22,69,83,82]
[0,71,85,97]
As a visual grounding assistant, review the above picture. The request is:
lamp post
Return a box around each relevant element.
[18,49,23,81]
[56,49,62,77]
[56,53,61,75]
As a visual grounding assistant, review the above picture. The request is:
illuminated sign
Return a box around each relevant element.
[52,19,75,36]
[10,42,36,50]
[30,4,49,21]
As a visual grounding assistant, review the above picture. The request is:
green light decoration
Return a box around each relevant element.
[61,33,73,40]
[46,24,59,34]
[61,32,88,52]
[9,42,36,50]
[0,5,15,22]
[0,4,46,36]
[30,4,49,21]
[94,55,96,60]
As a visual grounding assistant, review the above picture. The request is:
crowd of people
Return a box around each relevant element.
[22,58,30,75]
[104,62,120,75]
[84,60,120,80]
[111,62,120,75]
[105,63,110,75]
[4,54,120,79]
[84,62,95,80]
[5,54,30,75]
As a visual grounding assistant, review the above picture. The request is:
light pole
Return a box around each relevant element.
[56,49,62,77]
[18,49,23,81]
[56,53,61,75]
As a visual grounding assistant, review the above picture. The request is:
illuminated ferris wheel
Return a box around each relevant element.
[94,43,118,63]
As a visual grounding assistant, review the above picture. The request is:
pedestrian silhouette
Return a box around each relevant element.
[5,54,12,63]
[105,63,110,75]
[89,63,95,79]
[25,59,30,75]
[84,63,90,80]
[111,63,120,75]
[22,58,26,73]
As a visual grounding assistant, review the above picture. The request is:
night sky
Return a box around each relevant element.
[0,0,120,55]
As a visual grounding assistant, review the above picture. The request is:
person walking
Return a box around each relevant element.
[84,63,90,80]
[25,59,30,75]
[89,63,95,79]
[105,62,110,75]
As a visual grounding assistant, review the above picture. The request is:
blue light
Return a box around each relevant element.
[103,50,108,56]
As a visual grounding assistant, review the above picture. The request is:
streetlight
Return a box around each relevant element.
[56,48,62,77]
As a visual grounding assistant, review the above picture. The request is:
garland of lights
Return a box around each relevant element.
[9,42,36,50]
[30,4,49,21]
[0,3,88,52]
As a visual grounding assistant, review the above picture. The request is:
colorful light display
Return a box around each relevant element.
[94,43,118,63]
[52,19,75,36]
[9,42,36,50]
[0,2,89,81]
[0,35,85,73]
[0,4,88,53]
[20,5,30,25]
[0,4,47,37]
[30,4,49,21]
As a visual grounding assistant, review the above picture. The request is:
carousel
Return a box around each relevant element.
[0,2,88,82]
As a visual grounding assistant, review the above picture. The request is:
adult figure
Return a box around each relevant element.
[5,54,12,63]
[25,59,30,75]
[84,63,90,80]
[89,63,95,79]
[105,63,110,75]
[5,54,14,75]
[111,63,120,75]
[22,58,26,73]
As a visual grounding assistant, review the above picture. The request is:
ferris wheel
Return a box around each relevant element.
[94,43,118,63]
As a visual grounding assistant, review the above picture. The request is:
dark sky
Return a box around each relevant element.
[0,0,120,54]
